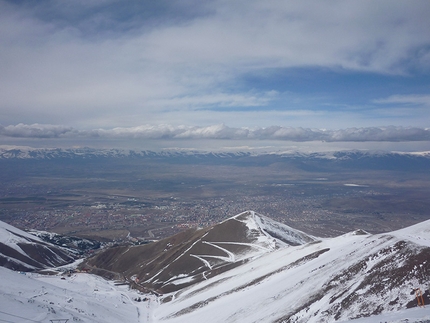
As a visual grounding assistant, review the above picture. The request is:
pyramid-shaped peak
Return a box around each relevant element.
[229,210,317,246]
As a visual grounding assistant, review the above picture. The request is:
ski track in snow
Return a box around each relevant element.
[0,267,159,323]
[145,232,210,283]
[190,254,213,270]
[202,241,235,262]
[189,240,273,269]
[212,241,272,252]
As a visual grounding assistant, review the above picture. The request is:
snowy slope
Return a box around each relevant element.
[151,219,430,323]
[0,220,76,271]
[0,219,45,246]
[0,266,154,323]
[1,218,430,322]
[250,211,316,246]
[0,262,429,323]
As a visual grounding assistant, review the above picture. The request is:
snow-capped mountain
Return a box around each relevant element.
[0,220,77,271]
[83,211,430,322]
[1,145,430,162]
[151,217,430,323]
[83,211,316,293]
[0,215,430,322]
[0,146,251,160]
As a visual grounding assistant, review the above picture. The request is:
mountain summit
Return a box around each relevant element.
[84,211,315,293]
[152,218,430,323]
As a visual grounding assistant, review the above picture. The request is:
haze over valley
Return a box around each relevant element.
[1,147,429,241]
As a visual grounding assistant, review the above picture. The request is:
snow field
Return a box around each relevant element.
[0,267,154,323]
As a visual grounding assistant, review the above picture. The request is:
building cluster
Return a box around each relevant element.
[1,185,386,240]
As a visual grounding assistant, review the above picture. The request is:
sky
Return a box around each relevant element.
[1,0,430,150]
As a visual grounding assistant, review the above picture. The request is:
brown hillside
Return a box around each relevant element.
[83,211,315,294]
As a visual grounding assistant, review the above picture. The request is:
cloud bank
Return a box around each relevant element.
[1,1,430,129]
[1,124,429,142]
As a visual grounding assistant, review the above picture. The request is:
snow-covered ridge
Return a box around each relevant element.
[0,146,251,159]
[232,210,316,246]
[390,219,430,247]
[0,220,45,245]
[0,220,76,271]
[154,218,430,323]
[29,230,102,254]
[1,145,430,160]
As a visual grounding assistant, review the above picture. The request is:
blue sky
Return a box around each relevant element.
[1,0,430,149]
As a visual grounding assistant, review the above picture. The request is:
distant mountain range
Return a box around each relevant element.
[0,212,429,322]
[1,146,430,172]
[1,146,430,159]
[0,146,251,159]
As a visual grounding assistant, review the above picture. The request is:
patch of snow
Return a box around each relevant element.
[164,275,195,286]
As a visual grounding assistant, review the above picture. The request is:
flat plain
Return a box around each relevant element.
[1,152,429,240]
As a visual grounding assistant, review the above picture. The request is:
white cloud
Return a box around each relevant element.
[0,1,430,128]
[0,123,76,138]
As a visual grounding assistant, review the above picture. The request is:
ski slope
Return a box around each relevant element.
[1,218,429,322]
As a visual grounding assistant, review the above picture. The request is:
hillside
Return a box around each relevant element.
[0,220,77,271]
[83,211,430,322]
[83,211,315,293]
[152,218,430,323]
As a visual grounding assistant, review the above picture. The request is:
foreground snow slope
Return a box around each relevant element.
[0,267,154,323]
[153,220,430,323]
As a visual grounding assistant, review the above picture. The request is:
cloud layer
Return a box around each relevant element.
[1,124,429,142]
[0,0,430,129]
